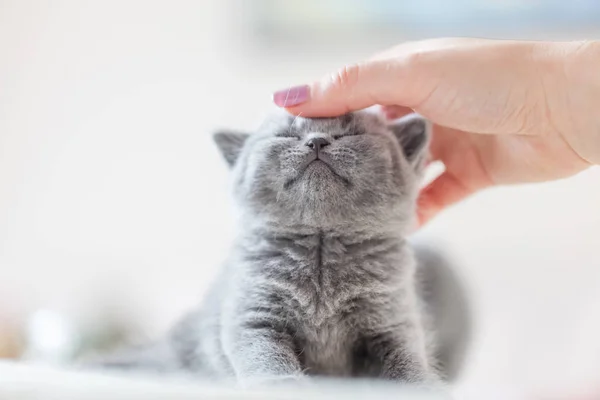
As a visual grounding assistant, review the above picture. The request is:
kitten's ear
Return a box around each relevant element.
[213,130,250,167]
[389,114,431,168]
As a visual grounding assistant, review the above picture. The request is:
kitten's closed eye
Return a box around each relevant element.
[333,130,360,141]
[276,132,301,140]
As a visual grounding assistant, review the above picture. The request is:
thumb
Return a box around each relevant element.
[416,172,477,226]
[272,59,425,117]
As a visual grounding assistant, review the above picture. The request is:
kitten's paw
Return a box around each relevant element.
[381,369,442,386]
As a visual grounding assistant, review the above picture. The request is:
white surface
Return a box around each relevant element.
[0,361,450,400]
[1,1,600,397]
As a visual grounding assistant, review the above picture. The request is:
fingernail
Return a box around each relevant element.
[272,85,309,107]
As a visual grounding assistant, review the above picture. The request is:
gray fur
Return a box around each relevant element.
[412,241,472,382]
[91,110,469,386]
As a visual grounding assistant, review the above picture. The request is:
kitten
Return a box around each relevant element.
[94,110,470,386]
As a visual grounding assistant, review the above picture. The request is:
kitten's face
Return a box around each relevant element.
[214,110,430,230]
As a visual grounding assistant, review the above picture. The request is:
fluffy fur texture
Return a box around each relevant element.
[94,110,470,386]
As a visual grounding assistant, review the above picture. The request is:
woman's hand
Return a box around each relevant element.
[273,38,599,224]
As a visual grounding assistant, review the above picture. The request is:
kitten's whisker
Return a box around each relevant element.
[289,112,303,136]
[283,89,291,109]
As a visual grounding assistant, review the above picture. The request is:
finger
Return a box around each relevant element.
[416,171,477,226]
[272,58,432,117]
[381,105,414,120]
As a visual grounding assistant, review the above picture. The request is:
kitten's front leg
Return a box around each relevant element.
[224,315,304,386]
[367,330,434,383]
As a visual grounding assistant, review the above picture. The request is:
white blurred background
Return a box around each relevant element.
[1,0,600,397]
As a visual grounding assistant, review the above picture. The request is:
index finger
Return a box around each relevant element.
[272,57,431,117]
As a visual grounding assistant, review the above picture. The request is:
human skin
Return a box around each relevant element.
[273,38,600,225]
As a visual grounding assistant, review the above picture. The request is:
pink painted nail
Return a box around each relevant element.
[272,85,309,107]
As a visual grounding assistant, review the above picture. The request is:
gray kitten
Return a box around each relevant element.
[94,110,470,386]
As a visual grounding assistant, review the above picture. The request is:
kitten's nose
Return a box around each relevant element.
[305,137,330,153]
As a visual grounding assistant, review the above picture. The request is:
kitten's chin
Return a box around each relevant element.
[285,160,351,191]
